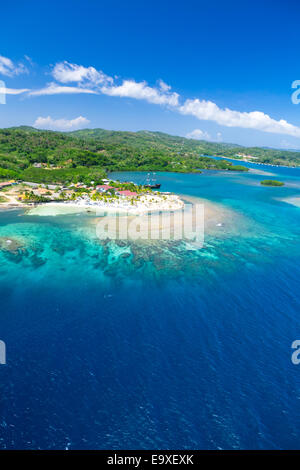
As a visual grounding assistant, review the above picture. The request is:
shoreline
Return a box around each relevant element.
[0,184,246,242]
[24,194,185,217]
[0,202,32,211]
[0,190,185,215]
[214,155,299,169]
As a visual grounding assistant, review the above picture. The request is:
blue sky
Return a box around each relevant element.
[1,0,300,148]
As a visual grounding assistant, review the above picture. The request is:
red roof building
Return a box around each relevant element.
[96,185,114,191]
[117,190,138,198]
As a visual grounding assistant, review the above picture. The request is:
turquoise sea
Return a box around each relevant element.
[0,161,300,449]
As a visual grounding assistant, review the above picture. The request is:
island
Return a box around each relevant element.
[260,180,285,187]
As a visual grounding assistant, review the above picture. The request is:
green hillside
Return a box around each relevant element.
[0,126,298,184]
[71,128,300,166]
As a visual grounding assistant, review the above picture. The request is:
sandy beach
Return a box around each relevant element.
[25,193,184,216]
[82,194,238,244]
[23,193,236,243]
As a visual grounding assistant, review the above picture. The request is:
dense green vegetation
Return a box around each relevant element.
[1,126,297,185]
[0,167,20,179]
[21,166,106,185]
[22,191,54,203]
[260,180,285,187]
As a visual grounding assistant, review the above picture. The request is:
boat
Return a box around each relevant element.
[144,173,161,189]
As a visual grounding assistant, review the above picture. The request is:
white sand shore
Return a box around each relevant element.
[276,196,300,208]
[23,193,241,244]
[26,194,184,217]
[248,168,276,177]
[83,193,239,243]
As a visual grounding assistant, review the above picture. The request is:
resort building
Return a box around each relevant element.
[32,188,51,196]
[96,184,114,193]
[0,180,16,189]
[117,190,138,198]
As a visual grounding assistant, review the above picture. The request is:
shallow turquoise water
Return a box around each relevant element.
[0,163,299,449]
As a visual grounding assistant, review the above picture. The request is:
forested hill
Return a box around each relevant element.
[0,126,299,184]
[70,128,300,166]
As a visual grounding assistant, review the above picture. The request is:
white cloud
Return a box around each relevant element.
[0,86,29,95]
[29,82,98,96]
[158,79,171,92]
[24,55,34,66]
[101,80,179,106]
[50,62,178,106]
[33,116,90,131]
[179,98,300,138]
[0,55,28,77]
[52,61,113,87]
[186,129,211,140]
[10,58,300,140]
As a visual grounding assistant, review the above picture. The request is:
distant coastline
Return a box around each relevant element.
[211,155,298,169]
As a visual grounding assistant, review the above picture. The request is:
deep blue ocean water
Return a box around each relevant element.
[0,162,299,449]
